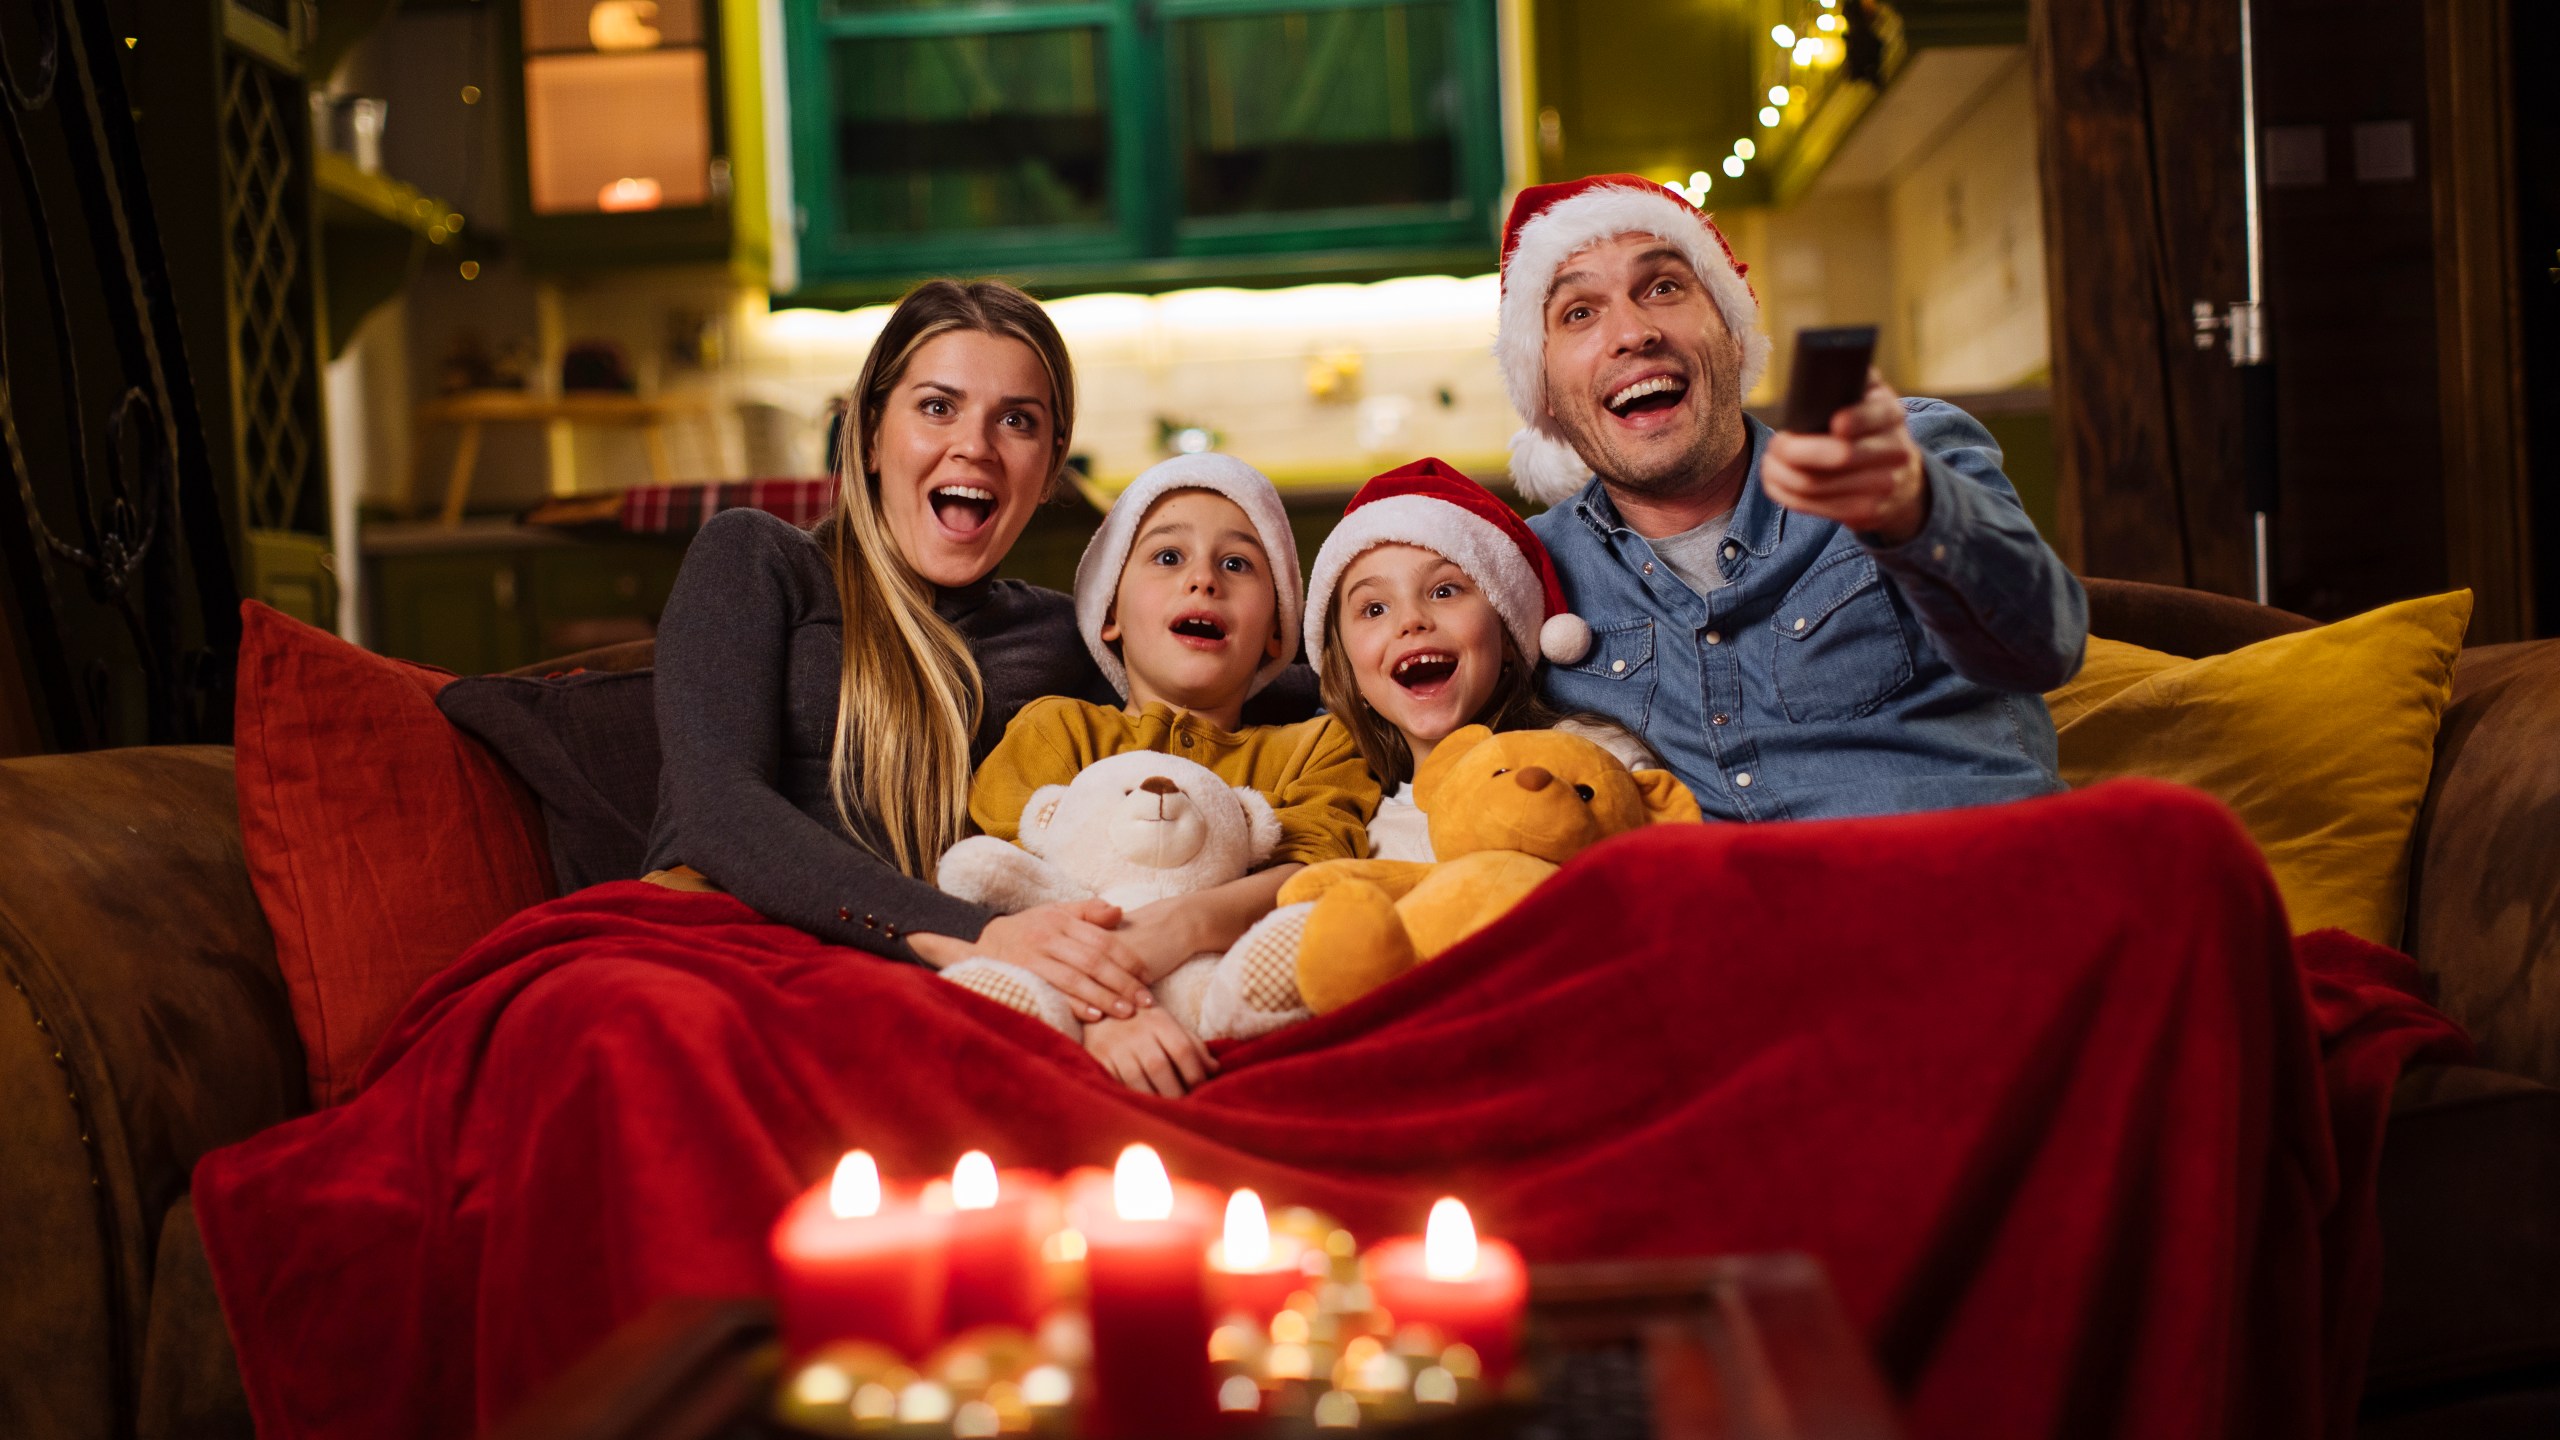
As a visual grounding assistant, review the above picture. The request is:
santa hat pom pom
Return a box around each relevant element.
[1540,612,1593,666]
[1506,427,1596,509]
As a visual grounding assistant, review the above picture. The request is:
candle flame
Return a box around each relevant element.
[1222,1188,1272,1269]
[952,1150,999,1210]
[1113,1143,1173,1221]
[1423,1197,1478,1280]
[829,1150,882,1219]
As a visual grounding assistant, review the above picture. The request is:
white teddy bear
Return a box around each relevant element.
[937,751,1308,1043]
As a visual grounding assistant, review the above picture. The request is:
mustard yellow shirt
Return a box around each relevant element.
[970,697,1379,866]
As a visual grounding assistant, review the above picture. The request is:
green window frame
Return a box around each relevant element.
[781,0,1506,297]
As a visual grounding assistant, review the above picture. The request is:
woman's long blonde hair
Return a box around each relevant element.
[825,280,1076,879]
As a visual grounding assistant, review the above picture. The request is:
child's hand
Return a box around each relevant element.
[1085,1009,1219,1097]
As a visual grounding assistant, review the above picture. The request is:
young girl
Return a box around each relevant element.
[1302,457,1664,856]
[955,453,1380,1095]
[1203,458,1647,1037]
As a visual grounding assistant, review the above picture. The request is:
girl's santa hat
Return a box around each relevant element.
[1074,453,1304,700]
[1495,174,1772,507]
[1303,457,1592,670]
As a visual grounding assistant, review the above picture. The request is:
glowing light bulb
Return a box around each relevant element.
[1735,138,1757,160]
[1816,11,1839,30]
[1423,1198,1478,1281]
[1723,156,1745,177]
[1771,23,1796,46]
[1113,1143,1173,1221]
[1760,106,1781,127]
[1222,1188,1273,1269]
[953,1150,999,1210]
[1795,37,1821,64]
[1770,85,1790,105]
[829,1149,882,1218]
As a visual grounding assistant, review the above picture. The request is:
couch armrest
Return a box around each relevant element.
[0,746,302,1437]
[2407,641,2560,1089]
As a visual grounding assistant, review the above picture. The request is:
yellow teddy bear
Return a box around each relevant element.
[1280,725,1702,1013]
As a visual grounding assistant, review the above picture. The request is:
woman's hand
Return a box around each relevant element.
[911,900,1153,1022]
[1085,1009,1218,1097]
[1117,866,1304,983]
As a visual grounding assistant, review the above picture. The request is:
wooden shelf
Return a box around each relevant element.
[314,149,461,246]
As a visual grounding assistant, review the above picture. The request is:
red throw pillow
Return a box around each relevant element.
[233,602,556,1106]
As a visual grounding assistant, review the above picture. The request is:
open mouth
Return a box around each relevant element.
[928,484,997,534]
[1169,613,1229,645]
[1391,650,1459,692]
[1604,374,1689,419]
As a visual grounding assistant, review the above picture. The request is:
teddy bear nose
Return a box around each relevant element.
[1513,766,1555,792]
[1139,776,1179,796]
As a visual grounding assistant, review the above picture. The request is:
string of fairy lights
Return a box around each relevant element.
[1670,0,1853,208]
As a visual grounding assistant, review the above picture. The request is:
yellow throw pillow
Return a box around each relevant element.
[2046,591,2472,945]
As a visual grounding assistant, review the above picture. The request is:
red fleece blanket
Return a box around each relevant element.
[194,780,2466,1440]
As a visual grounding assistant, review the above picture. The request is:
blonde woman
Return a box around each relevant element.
[644,280,1161,1025]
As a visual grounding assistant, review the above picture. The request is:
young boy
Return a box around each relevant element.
[965,454,1379,1096]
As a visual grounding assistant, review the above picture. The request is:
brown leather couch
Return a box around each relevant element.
[2,579,2554,1439]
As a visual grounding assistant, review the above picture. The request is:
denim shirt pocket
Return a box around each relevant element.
[1542,618,1658,733]
[1771,552,1914,723]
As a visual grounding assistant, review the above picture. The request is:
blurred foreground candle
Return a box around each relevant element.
[940,1150,1058,1336]
[1073,1145,1218,1439]
[771,1150,948,1357]
[1206,1188,1304,1324]
[1360,1198,1526,1383]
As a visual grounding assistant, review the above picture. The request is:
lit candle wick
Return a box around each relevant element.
[952,1150,999,1210]
[1113,1143,1174,1222]
[1423,1197,1478,1280]
[829,1149,882,1219]
[1221,1188,1272,1270]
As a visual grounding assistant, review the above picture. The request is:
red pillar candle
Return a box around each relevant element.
[1360,1198,1528,1383]
[1205,1188,1307,1326]
[938,1151,1060,1337]
[1069,1145,1220,1440]
[771,1151,949,1358]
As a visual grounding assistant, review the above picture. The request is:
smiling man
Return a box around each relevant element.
[1496,175,2087,821]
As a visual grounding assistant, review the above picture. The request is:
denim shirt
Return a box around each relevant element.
[1530,401,2088,822]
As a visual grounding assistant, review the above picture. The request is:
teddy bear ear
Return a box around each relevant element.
[1232,786,1283,864]
[1412,724,1494,812]
[1631,768,1704,826]
[1020,784,1072,854]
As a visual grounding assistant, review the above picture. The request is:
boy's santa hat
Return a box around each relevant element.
[1495,174,1773,507]
[1303,457,1592,671]
[1074,452,1304,700]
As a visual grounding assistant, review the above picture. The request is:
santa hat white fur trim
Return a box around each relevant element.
[1496,183,1775,508]
[1302,494,1549,675]
[1074,453,1304,701]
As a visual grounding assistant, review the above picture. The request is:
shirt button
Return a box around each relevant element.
[1611,659,1627,673]
[1705,630,1722,645]
[1711,713,1729,726]
[1179,733,1194,749]
[1932,543,1948,562]
[1722,543,1738,560]
[1642,562,1655,575]
[1793,616,1807,632]
[1735,771,1753,787]
[837,907,852,921]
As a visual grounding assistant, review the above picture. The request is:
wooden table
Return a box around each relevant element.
[489,1254,1903,1440]
[412,390,705,528]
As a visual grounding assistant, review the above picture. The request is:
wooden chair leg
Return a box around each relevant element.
[439,420,484,528]
[643,422,674,484]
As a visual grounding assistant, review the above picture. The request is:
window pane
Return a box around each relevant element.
[1173,3,1461,219]
[826,30,1112,236]
[524,52,713,214]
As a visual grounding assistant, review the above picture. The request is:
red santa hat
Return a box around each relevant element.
[1494,174,1772,507]
[1303,457,1592,671]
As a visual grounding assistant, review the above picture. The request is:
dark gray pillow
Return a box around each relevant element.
[436,669,661,892]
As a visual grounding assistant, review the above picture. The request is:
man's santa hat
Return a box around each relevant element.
[1303,457,1592,669]
[1495,174,1773,506]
